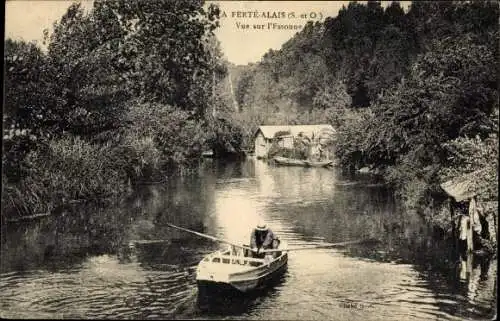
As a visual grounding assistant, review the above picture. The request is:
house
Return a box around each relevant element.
[254,124,336,159]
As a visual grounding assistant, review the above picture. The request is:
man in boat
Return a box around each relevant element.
[250,221,280,258]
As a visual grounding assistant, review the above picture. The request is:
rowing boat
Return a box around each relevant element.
[165,223,369,293]
[304,159,334,167]
[273,156,333,167]
[273,156,307,166]
[196,246,288,293]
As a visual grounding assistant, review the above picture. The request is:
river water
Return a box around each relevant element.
[0,158,496,320]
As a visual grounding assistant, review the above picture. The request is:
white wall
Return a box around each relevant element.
[255,132,267,158]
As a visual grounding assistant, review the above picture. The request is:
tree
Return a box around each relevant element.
[45,2,130,137]
[365,24,412,102]
[440,132,498,201]
[4,40,49,132]
[362,32,498,170]
[104,0,221,116]
[3,39,51,181]
[206,118,243,157]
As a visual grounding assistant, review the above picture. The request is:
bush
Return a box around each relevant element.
[439,133,499,202]
[2,136,129,220]
[117,132,162,183]
[125,102,210,173]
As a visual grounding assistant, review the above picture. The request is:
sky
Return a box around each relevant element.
[209,1,353,64]
[5,0,411,65]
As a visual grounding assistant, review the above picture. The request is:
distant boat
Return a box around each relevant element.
[273,156,307,166]
[273,156,333,168]
[304,159,334,167]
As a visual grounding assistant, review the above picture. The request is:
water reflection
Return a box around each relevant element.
[0,159,496,320]
[196,272,289,318]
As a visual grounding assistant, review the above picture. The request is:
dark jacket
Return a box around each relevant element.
[250,228,275,249]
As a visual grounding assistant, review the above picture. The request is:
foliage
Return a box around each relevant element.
[118,133,162,182]
[230,1,498,233]
[3,40,51,182]
[2,0,234,221]
[3,137,128,219]
[440,133,499,201]
[4,40,51,136]
[44,2,130,137]
[334,108,374,169]
[206,117,244,156]
[103,0,221,115]
[3,0,499,236]
[124,102,209,170]
[360,32,498,178]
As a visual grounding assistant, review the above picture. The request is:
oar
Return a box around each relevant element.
[129,239,171,245]
[166,223,254,252]
[167,222,374,254]
[259,238,375,253]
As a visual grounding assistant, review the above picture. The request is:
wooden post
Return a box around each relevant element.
[486,202,498,245]
[466,251,473,277]
[459,256,467,280]
[467,200,474,253]
[450,199,457,251]
[459,249,474,280]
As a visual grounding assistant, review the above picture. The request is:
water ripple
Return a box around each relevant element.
[1,161,497,320]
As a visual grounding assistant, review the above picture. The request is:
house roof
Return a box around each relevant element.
[255,124,336,139]
[440,169,488,202]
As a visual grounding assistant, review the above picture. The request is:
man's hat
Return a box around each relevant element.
[256,220,268,231]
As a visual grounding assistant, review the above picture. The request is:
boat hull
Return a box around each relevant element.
[304,160,334,167]
[273,156,307,166]
[274,156,333,167]
[197,260,288,293]
[196,250,288,293]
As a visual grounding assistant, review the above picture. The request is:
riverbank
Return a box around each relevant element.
[353,162,498,257]
[2,97,248,223]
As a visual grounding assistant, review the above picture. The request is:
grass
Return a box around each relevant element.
[3,136,129,220]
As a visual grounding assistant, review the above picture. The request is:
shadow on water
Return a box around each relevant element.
[1,172,219,273]
[330,193,497,321]
[194,271,289,317]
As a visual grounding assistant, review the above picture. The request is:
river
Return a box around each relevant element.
[0,158,496,320]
